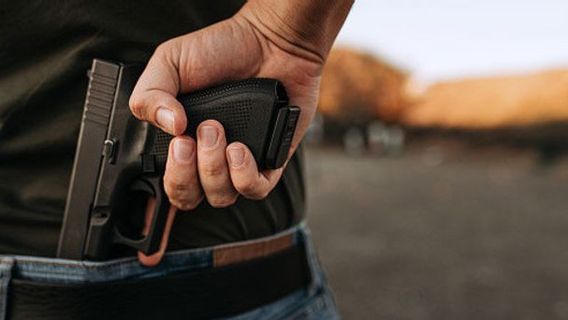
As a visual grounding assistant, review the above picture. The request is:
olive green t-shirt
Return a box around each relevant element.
[0,1,305,257]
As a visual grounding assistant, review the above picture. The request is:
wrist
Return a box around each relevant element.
[236,0,353,65]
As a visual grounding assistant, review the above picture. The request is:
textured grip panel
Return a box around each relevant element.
[151,130,172,169]
[184,99,253,141]
[148,79,284,170]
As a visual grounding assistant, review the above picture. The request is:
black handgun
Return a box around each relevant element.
[57,59,300,260]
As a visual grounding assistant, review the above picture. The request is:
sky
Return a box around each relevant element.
[335,0,568,82]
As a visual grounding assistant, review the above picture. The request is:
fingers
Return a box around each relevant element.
[226,142,284,200]
[136,133,282,268]
[129,41,187,135]
[197,120,239,208]
[137,199,177,267]
[165,120,278,209]
[164,136,203,210]
[129,90,187,135]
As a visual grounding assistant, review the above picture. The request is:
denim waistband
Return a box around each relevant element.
[0,223,324,320]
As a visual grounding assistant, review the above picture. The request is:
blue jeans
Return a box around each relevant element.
[0,223,339,320]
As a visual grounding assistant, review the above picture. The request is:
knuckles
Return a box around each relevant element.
[164,180,203,211]
[200,164,225,178]
[236,182,269,200]
[250,189,270,200]
[154,39,180,62]
[235,181,258,196]
[171,197,203,212]
[165,179,190,193]
[207,194,238,208]
[164,171,194,192]
[166,189,203,211]
[154,41,173,57]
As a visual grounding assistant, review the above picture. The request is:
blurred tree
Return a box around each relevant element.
[318,48,409,124]
[401,69,568,129]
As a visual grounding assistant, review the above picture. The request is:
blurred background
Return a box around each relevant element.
[306,0,568,319]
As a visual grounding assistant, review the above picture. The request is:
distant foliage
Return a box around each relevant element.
[319,48,409,124]
[402,70,568,129]
[320,48,568,129]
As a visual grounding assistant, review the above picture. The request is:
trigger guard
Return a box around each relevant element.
[130,179,156,196]
[113,174,169,255]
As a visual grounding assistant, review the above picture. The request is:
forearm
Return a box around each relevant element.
[238,0,354,63]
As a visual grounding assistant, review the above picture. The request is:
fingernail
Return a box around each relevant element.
[228,146,245,167]
[156,107,174,132]
[173,139,194,163]
[199,125,218,147]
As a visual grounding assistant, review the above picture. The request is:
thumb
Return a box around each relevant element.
[129,41,187,136]
[137,198,178,267]
[130,18,262,134]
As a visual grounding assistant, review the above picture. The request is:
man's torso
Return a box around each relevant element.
[0,0,305,257]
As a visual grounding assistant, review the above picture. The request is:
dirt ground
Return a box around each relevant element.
[304,143,568,320]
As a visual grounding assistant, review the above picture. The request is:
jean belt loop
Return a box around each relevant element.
[297,224,323,296]
[0,257,15,320]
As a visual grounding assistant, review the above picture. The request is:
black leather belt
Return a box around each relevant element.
[7,244,310,320]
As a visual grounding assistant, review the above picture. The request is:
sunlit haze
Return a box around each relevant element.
[336,0,568,82]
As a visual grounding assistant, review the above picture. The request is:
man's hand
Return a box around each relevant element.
[130,0,353,266]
